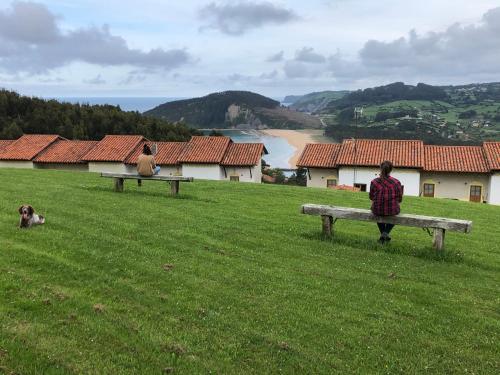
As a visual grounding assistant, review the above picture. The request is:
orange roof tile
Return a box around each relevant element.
[178,136,231,164]
[483,142,500,171]
[82,135,144,162]
[34,140,99,164]
[0,134,62,160]
[337,139,424,168]
[296,143,342,168]
[125,141,187,165]
[424,145,489,173]
[0,140,14,152]
[221,143,267,166]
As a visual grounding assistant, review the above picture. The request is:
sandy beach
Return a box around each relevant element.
[262,129,329,168]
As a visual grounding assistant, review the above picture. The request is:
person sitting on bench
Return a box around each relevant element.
[369,160,403,244]
[137,144,160,176]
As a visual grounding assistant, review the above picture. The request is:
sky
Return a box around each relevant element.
[1,0,500,98]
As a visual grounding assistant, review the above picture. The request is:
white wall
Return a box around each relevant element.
[182,164,223,180]
[125,164,182,177]
[339,167,421,196]
[34,163,88,171]
[306,168,339,188]
[88,162,127,174]
[489,173,500,205]
[421,172,490,202]
[222,166,261,183]
[0,161,34,169]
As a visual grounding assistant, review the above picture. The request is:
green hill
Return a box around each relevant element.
[287,91,350,113]
[145,91,322,129]
[1,169,499,374]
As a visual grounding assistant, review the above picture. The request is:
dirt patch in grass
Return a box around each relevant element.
[162,264,174,272]
[93,303,106,313]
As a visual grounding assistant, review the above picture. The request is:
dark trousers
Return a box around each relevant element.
[377,223,395,235]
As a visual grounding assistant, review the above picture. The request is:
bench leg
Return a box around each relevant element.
[321,215,334,238]
[433,229,445,251]
[170,180,179,195]
[137,179,142,187]
[114,178,124,192]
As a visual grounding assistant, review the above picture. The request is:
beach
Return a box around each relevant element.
[262,129,330,168]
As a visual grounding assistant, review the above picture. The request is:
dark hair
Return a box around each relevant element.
[380,160,393,179]
[143,144,152,155]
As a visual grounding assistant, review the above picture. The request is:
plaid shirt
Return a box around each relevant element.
[369,176,403,216]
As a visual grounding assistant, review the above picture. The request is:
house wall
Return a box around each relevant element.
[182,164,223,180]
[489,172,500,205]
[306,168,339,188]
[34,163,88,171]
[88,162,127,174]
[222,166,261,183]
[125,164,182,177]
[339,167,421,196]
[0,161,34,169]
[420,172,490,202]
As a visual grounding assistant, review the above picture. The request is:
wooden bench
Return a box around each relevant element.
[101,173,193,196]
[301,204,472,251]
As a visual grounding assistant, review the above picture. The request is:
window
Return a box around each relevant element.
[470,185,482,202]
[326,179,337,188]
[230,175,239,182]
[423,183,435,197]
[354,183,367,192]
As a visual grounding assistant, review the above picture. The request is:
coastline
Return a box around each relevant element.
[261,129,330,168]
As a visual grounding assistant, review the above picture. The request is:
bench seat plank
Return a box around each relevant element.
[101,172,193,182]
[302,204,472,233]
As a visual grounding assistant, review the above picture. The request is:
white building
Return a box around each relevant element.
[0,134,63,169]
[83,135,145,173]
[220,142,267,183]
[297,139,500,204]
[34,140,98,171]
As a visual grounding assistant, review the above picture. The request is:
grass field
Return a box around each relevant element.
[0,169,499,374]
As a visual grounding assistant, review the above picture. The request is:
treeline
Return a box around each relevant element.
[0,89,198,141]
[326,82,448,110]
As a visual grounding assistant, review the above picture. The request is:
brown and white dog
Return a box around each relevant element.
[18,205,45,228]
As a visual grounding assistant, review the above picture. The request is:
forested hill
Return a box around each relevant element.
[0,90,197,141]
[144,90,323,129]
[325,82,448,110]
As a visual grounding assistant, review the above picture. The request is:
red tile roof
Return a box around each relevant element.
[0,140,14,152]
[221,143,267,166]
[424,145,489,173]
[483,142,500,171]
[178,136,232,164]
[337,139,424,168]
[125,141,187,165]
[297,143,342,168]
[34,140,99,164]
[82,135,144,162]
[0,134,62,161]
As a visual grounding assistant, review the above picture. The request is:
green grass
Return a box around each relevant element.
[1,169,499,374]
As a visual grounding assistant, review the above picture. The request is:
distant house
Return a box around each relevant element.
[0,134,63,169]
[336,139,423,196]
[34,140,98,171]
[125,141,187,177]
[83,135,146,173]
[220,142,267,183]
[484,142,500,205]
[296,143,341,188]
[422,145,490,202]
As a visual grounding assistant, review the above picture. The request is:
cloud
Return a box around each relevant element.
[0,1,192,74]
[199,1,299,35]
[281,7,500,85]
[294,47,326,63]
[83,74,106,85]
[266,50,284,62]
[259,70,278,79]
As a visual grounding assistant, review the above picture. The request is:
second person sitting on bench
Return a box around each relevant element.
[137,144,160,176]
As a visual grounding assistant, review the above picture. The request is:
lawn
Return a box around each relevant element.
[0,169,499,374]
